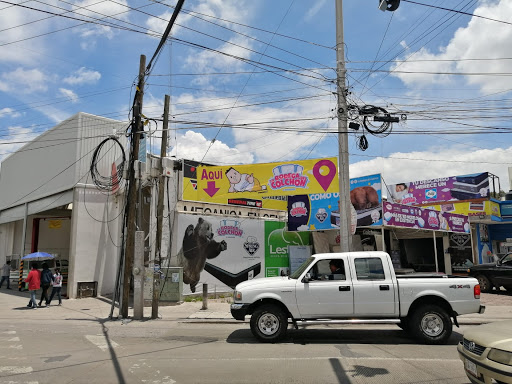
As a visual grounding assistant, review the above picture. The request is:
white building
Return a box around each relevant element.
[0,113,128,298]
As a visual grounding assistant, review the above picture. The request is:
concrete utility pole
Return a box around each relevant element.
[335,0,352,252]
[122,54,146,318]
[152,94,170,319]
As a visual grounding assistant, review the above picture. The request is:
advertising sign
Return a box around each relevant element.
[287,174,382,231]
[196,157,338,203]
[387,172,489,206]
[264,221,310,277]
[170,213,265,294]
[181,159,287,210]
[423,200,500,219]
[170,214,310,294]
[382,202,470,233]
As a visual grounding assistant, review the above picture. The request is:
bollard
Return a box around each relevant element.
[201,283,208,310]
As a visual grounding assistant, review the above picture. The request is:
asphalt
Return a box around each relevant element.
[0,286,511,325]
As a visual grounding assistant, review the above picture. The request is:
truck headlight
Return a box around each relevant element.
[488,348,512,366]
[234,290,242,301]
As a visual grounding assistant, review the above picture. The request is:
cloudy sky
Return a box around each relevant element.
[1,0,512,190]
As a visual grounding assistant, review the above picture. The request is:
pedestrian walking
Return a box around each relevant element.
[38,263,53,307]
[0,260,13,289]
[47,268,63,306]
[25,263,41,309]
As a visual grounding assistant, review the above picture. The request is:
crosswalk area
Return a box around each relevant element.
[0,329,37,384]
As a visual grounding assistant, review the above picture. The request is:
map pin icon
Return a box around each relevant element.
[313,159,336,191]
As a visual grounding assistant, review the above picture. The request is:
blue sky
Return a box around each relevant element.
[1,0,512,189]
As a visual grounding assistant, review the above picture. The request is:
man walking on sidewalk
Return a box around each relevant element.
[25,263,41,309]
[0,261,12,289]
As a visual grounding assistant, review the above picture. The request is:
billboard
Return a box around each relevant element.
[181,159,287,210]
[387,172,489,206]
[195,157,339,203]
[170,214,310,294]
[287,174,382,231]
[382,202,470,233]
[423,200,500,219]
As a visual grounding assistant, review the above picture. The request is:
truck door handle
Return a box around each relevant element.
[379,285,390,291]
[339,286,351,291]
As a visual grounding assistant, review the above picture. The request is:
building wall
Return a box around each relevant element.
[68,185,124,298]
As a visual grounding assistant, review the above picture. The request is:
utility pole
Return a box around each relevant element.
[152,94,170,319]
[122,54,146,318]
[335,0,352,252]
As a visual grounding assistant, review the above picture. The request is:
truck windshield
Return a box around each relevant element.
[289,257,315,279]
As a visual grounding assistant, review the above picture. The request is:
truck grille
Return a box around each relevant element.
[463,338,486,356]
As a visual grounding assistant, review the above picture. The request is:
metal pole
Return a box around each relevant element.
[433,231,439,273]
[152,94,170,319]
[18,203,28,291]
[335,0,352,252]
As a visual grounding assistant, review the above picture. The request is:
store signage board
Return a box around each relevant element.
[388,172,489,206]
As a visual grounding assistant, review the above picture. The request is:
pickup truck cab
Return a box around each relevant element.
[231,251,485,344]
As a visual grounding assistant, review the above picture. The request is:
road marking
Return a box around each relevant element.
[0,381,38,384]
[85,335,119,352]
[0,345,22,350]
[0,331,16,335]
[159,356,461,362]
[0,366,33,374]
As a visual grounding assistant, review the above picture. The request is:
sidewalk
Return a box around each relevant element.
[1,287,511,325]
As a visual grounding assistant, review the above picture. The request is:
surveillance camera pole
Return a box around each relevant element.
[335,0,352,252]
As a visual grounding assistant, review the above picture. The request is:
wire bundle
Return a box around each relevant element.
[90,137,126,193]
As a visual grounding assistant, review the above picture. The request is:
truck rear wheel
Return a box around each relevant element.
[411,305,452,345]
[250,304,288,343]
[476,275,492,292]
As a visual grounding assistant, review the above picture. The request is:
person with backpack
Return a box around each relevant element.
[47,268,63,306]
[38,262,53,307]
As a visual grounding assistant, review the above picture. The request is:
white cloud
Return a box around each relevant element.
[0,68,47,94]
[305,0,327,22]
[168,130,253,164]
[59,88,79,103]
[63,67,101,85]
[390,0,512,93]
[71,0,129,41]
[0,108,21,118]
[350,146,512,194]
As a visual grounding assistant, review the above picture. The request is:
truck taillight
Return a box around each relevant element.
[474,284,481,299]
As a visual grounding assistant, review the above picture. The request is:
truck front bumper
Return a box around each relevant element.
[230,303,251,320]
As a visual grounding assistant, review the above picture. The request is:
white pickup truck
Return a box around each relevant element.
[231,251,485,344]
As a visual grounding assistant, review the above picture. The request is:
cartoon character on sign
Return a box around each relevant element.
[225,167,266,193]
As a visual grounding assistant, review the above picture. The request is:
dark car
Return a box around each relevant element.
[469,253,512,293]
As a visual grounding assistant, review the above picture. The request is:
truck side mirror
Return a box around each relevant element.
[303,273,311,283]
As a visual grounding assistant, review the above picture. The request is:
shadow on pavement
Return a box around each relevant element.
[226,328,463,346]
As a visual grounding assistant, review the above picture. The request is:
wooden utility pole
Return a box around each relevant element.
[152,94,170,319]
[121,54,146,318]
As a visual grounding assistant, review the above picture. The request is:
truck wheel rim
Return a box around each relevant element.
[258,313,279,336]
[421,314,443,337]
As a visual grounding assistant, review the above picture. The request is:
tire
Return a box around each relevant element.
[397,318,410,333]
[476,275,492,293]
[250,304,288,343]
[503,286,512,292]
[410,305,452,345]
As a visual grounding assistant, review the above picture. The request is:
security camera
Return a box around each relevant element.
[379,0,400,12]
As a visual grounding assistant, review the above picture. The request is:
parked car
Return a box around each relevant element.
[231,251,485,344]
[469,253,512,293]
[457,320,512,384]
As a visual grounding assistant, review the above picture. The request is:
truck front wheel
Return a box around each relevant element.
[411,305,452,345]
[250,304,288,343]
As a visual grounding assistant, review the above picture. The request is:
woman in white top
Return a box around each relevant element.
[48,268,63,306]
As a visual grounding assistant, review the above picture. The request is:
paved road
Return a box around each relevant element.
[1,289,511,384]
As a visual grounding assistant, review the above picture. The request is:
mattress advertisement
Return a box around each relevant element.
[195,157,339,202]
[180,159,287,210]
[170,214,310,294]
[387,172,489,206]
[383,202,470,233]
[423,200,500,219]
[287,174,382,231]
